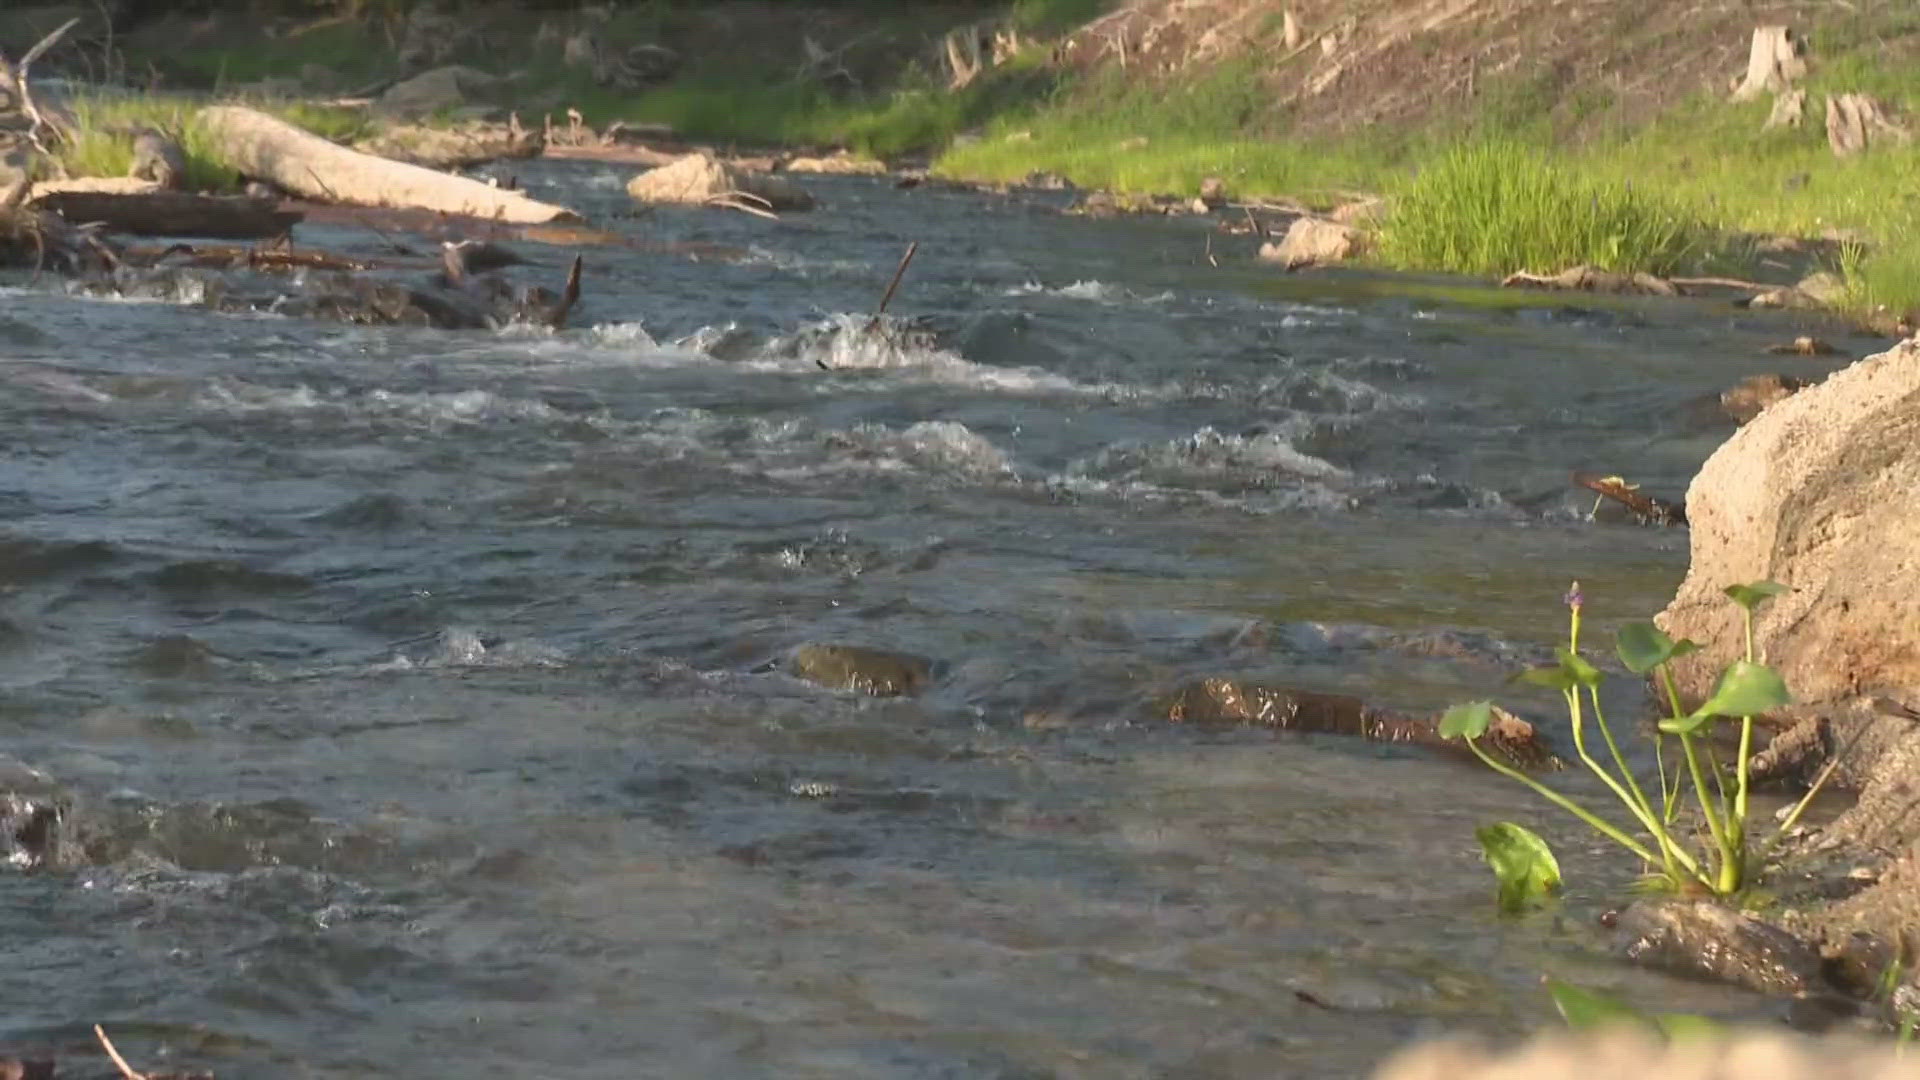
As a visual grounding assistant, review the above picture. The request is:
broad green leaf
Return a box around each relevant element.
[1543,977,1654,1030]
[1654,1012,1726,1041]
[1693,660,1791,719]
[1476,822,1561,914]
[1513,666,1578,691]
[1554,646,1603,688]
[1439,700,1494,740]
[1723,580,1788,611]
[1615,622,1701,675]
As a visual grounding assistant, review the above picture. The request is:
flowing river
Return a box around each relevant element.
[0,162,1857,1078]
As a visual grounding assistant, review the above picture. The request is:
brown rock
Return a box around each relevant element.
[1656,336,1920,708]
[1719,373,1811,424]
[626,152,816,211]
[1259,215,1365,269]
[1161,678,1562,770]
[1612,899,1823,996]
[355,120,543,170]
[789,643,932,697]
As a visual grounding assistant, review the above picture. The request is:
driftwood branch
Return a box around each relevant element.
[703,190,779,219]
[1,16,81,152]
[94,1025,147,1080]
[871,240,919,325]
[1572,471,1687,527]
[547,254,583,329]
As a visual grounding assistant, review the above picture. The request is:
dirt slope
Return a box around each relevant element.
[1054,0,1920,138]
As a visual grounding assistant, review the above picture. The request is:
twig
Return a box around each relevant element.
[869,241,918,329]
[95,1025,148,1080]
[703,190,779,219]
[5,16,82,152]
[546,254,583,329]
[1204,232,1217,267]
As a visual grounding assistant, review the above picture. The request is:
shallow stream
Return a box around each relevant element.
[0,163,1862,1078]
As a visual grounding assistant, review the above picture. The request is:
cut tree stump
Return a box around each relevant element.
[198,105,580,224]
[1729,25,1806,102]
[30,189,304,239]
[1826,93,1912,157]
[1764,88,1806,130]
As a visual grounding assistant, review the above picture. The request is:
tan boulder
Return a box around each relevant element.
[1656,335,1920,707]
[626,152,816,211]
[1258,215,1365,269]
[783,152,886,176]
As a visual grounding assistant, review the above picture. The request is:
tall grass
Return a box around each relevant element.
[1374,142,1706,277]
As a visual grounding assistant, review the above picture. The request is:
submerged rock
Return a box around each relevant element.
[0,757,78,871]
[1258,216,1366,269]
[627,152,816,211]
[1657,335,1920,710]
[1611,899,1824,996]
[1719,372,1812,424]
[1160,678,1563,770]
[789,643,933,697]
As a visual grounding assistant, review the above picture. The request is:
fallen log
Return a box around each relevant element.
[198,106,581,225]
[31,190,303,239]
[1571,471,1687,527]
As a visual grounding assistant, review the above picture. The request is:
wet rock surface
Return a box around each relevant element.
[1161,678,1564,770]
[788,643,934,697]
[627,152,817,211]
[1611,899,1825,997]
[0,756,77,871]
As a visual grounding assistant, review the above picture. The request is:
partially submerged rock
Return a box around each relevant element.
[789,643,932,697]
[1656,335,1920,710]
[0,756,77,871]
[1611,899,1824,997]
[627,152,816,211]
[783,151,886,176]
[1161,678,1563,770]
[1259,216,1366,269]
[1719,372,1813,424]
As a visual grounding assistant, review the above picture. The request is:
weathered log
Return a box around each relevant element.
[1729,26,1806,102]
[30,190,303,239]
[1503,266,1676,295]
[197,106,580,224]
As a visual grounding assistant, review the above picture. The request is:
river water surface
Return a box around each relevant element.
[0,163,1858,1078]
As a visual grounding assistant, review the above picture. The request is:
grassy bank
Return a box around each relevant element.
[51,92,372,192]
[81,1,1920,317]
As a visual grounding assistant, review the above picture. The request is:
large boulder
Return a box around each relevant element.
[378,65,501,118]
[1258,215,1366,269]
[626,152,815,211]
[1656,335,1920,709]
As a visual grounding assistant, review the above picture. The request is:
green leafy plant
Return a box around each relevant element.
[1543,977,1721,1040]
[1442,580,1810,900]
[1477,821,1561,913]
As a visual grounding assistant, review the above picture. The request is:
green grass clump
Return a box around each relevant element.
[60,94,237,192]
[1374,142,1706,278]
[56,92,375,192]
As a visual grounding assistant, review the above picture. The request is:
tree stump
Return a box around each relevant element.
[128,126,186,189]
[1763,87,1806,130]
[1826,93,1912,157]
[1729,26,1806,102]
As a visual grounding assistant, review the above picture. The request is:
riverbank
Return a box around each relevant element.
[40,0,1908,326]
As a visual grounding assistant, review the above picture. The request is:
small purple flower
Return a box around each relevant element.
[1565,581,1584,612]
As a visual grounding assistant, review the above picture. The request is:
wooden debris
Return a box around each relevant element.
[1503,266,1676,295]
[198,106,581,224]
[869,240,919,328]
[30,190,304,240]
[125,241,376,273]
[1729,26,1806,102]
[1572,471,1687,527]
[0,16,80,151]
[1826,93,1912,157]
[1765,335,1842,357]
[129,127,187,189]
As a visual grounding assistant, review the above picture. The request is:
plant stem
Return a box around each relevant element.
[1565,680,1692,874]
[1465,737,1669,870]
[1587,684,1691,880]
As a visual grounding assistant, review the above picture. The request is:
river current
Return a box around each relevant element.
[0,162,1857,1077]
